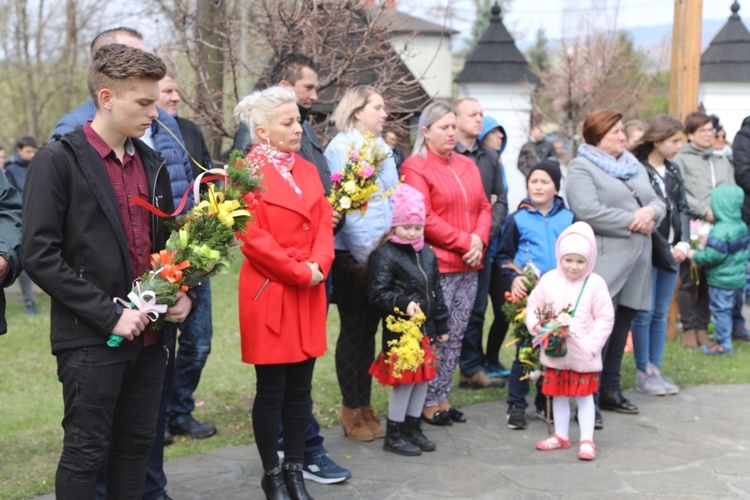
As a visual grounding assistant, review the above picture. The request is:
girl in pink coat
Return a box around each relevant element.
[525,222,614,460]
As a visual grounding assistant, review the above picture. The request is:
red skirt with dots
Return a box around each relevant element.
[369,335,438,387]
[541,369,599,397]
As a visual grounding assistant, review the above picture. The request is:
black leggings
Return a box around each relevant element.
[335,304,380,409]
[486,267,511,364]
[253,358,316,470]
[600,304,638,393]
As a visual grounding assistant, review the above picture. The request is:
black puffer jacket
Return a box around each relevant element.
[733,116,750,224]
[368,241,449,350]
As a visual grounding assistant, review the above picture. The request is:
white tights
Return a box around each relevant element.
[551,394,595,442]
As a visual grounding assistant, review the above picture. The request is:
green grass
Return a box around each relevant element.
[1,258,749,499]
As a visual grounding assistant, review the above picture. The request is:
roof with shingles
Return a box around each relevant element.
[701,1,750,82]
[454,2,539,84]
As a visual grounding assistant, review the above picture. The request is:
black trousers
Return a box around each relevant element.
[600,304,638,393]
[335,304,380,409]
[253,358,316,470]
[486,267,512,364]
[55,343,166,500]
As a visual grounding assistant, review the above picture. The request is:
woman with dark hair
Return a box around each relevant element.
[672,112,739,347]
[566,109,666,429]
[629,114,689,396]
[401,101,492,425]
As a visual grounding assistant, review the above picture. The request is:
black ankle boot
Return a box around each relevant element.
[383,419,422,456]
[283,461,313,500]
[261,465,290,500]
[404,415,436,451]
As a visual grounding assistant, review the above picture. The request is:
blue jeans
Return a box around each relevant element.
[459,251,492,376]
[708,286,744,351]
[506,347,545,410]
[168,281,213,420]
[632,265,679,372]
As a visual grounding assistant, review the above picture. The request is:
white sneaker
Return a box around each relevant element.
[659,373,680,395]
[635,371,666,396]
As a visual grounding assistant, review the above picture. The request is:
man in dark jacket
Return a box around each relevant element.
[233,53,351,485]
[156,71,218,442]
[0,170,22,334]
[22,44,193,499]
[517,125,555,177]
[731,115,750,318]
[453,98,508,389]
[4,136,38,313]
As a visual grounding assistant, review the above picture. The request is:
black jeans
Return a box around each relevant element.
[486,267,511,365]
[55,343,166,500]
[253,358,316,470]
[335,305,380,409]
[600,304,638,393]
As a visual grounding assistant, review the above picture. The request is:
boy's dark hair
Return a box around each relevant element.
[267,53,318,88]
[90,27,143,55]
[87,44,167,108]
[15,136,38,150]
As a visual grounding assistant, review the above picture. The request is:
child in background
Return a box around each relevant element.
[368,184,450,456]
[525,222,614,461]
[495,160,575,430]
[688,185,749,355]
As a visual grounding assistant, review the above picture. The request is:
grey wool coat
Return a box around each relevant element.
[566,156,666,311]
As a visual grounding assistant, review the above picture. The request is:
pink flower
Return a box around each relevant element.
[330,172,343,183]
[348,151,359,160]
[358,165,374,178]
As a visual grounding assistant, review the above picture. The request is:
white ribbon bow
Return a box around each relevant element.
[113,282,168,322]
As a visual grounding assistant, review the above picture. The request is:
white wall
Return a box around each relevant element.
[391,34,453,99]
[458,82,533,211]
[699,82,750,143]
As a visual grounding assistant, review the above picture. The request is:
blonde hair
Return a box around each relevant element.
[331,85,381,132]
[234,86,297,144]
[412,101,454,158]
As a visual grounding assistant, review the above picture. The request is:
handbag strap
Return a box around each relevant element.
[621,178,643,206]
[570,276,589,318]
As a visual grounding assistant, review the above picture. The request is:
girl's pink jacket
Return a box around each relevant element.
[525,222,615,373]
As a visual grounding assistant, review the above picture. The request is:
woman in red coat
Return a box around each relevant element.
[234,85,334,500]
[401,100,492,426]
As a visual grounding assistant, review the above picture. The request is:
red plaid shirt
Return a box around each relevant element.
[83,123,160,345]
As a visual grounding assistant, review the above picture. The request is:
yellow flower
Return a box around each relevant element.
[343,180,357,195]
[383,310,426,378]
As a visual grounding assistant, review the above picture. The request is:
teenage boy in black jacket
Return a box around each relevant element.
[21,44,193,498]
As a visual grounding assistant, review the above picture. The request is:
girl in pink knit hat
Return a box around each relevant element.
[367,183,450,456]
[525,222,615,460]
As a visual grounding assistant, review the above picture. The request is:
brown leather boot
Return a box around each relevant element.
[338,406,374,442]
[696,329,711,346]
[360,405,386,439]
[682,329,698,348]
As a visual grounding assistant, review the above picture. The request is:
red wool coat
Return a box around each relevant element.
[238,152,334,365]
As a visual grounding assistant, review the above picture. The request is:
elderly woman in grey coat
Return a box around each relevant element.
[566,109,666,429]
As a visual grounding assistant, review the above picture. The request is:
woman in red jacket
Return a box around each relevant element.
[234,86,334,500]
[401,100,492,426]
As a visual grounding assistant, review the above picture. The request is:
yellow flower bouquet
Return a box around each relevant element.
[328,131,390,214]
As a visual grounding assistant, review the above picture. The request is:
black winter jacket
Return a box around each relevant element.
[733,116,750,224]
[642,159,691,246]
[21,128,177,354]
[368,241,449,350]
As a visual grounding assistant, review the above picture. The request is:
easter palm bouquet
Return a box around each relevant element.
[108,149,264,346]
[503,265,541,379]
[328,131,391,214]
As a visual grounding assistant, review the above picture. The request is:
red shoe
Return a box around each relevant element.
[578,440,596,460]
[535,433,571,451]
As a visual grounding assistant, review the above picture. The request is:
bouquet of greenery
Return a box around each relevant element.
[328,131,391,215]
[531,303,573,358]
[502,265,540,379]
[108,149,265,346]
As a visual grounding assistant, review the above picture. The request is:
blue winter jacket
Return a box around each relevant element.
[324,129,399,263]
[52,100,194,214]
[494,196,575,281]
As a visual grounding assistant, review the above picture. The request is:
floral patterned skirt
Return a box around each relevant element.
[369,335,438,387]
[541,369,599,397]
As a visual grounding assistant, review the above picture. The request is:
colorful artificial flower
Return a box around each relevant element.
[327,131,392,214]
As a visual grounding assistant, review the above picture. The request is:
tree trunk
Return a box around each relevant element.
[195,0,226,160]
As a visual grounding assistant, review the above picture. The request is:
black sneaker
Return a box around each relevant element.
[169,414,217,439]
[506,406,527,430]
